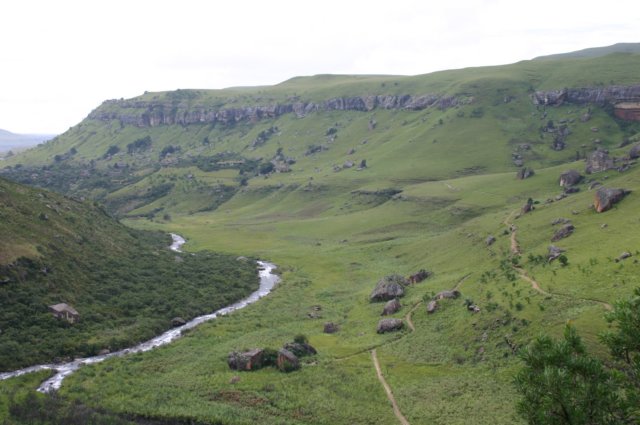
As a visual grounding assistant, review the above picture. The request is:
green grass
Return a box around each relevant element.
[2,51,640,424]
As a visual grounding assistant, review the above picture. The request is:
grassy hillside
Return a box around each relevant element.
[1,50,640,424]
[0,177,259,371]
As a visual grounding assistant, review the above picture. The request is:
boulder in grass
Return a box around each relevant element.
[485,235,496,246]
[276,349,300,372]
[376,318,404,334]
[323,322,339,334]
[228,349,264,371]
[381,298,401,316]
[594,187,629,213]
[551,224,575,242]
[370,274,407,302]
[434,290,461,300]
[283,342,317,357]
[629,144,640,159]
[559,170,583,187]
[426,300,438,314]
[616,252,632,262]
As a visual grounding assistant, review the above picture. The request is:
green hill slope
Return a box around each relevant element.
[2,49,640,424]
[0,177,259,371]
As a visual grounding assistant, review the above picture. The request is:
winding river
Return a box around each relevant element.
[0,234,280,392]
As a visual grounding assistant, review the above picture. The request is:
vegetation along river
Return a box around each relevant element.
[0,234,280,392]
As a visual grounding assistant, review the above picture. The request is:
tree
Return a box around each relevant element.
[601,287,640,417]
[514,324,629,425]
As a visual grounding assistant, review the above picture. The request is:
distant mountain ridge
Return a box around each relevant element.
[0,129,55,153]
[534,42,640,60]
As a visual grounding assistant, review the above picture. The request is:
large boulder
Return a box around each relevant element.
[516,167,535,180]
[381,298,401,316]
[283,342,317,357]
[434,290,461,300]
[585,149,614,174]
[408,269,431,284]
[551,224,575,242]
[276,349,300,372]
[594,187,629,212]
[370,275,407,302]
[171,317,187,327]
[376,318,404,334]
[228,349,264,371]
[559,170,583,187]
[548,245,566,261]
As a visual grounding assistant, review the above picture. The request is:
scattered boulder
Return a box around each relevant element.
[276,349,300,372]
[516,167,535,180]
[551,218,571,226]
[629,144,640,159]
[564,186,580,194]
[376,318,404,334]
[408,269,431,284]
[434,290,461,300]
[485,235,496,246]
[594,187,630,213]
[323,322,339,334]
[548,245,566,261]
[370,275,407,302]
[228,349,265,371]
[559,170,583,187]
[426,300,438,314]
[381,298,401,316]
[521,198,534,214]
[171,317,187,327]
[588,181,602,190]
[616,252,632,262]
[283,342,317,357]
[585,149,614,174]
[307,305,322,319]
[551,224,575,242]
[580,112,591,122]
[467,304,481,313]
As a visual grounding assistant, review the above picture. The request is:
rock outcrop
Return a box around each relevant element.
[594,187,629,212]
[376,318,404,334]
[381,298,401,316]
[370,275,407,302]
[89,93,470,128]
[531,85,640,107]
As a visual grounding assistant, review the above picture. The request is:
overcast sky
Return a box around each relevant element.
[1,0,638,134]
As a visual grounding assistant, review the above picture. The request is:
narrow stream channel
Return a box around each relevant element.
[0,234,280,392]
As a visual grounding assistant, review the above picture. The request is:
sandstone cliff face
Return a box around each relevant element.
[531,85,640,106]
[88,94,469,128]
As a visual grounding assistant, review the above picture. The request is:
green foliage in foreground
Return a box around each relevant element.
[0,178,259,371]
[515,289,640,424]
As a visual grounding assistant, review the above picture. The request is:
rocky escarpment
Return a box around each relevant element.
[531,85,640,107]
[88,94,470,128]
